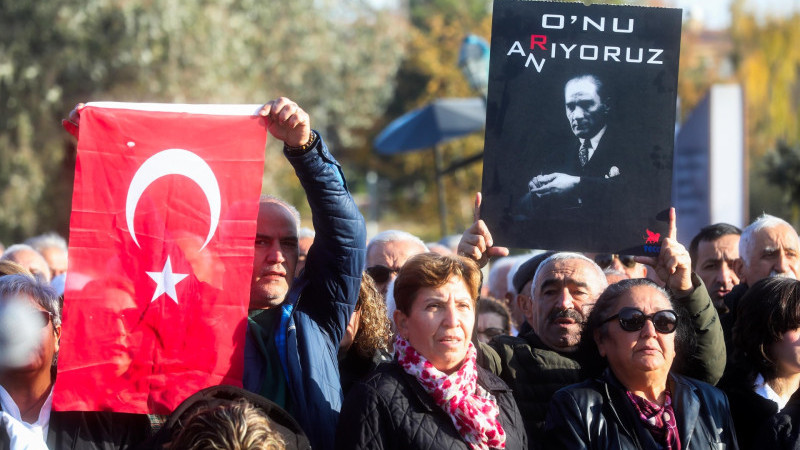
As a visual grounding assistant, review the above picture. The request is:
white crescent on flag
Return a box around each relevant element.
[125,149,221,251]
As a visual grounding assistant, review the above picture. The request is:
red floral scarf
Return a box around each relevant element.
[395,335,506,449]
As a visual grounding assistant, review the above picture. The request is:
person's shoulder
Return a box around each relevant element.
[355,362,405,392]
[476,365,512,392]
[673,373,729,405]
[490,333,533,354]
[550,378,606,407]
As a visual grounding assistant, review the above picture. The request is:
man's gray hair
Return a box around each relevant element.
[366,230,428,259]
[740,214,799,263]
[1,244,41,261]
[259,194,300,228]
[0,274,61,327]
[25,232,68,253]
[298,227,315,239]
[532,252,608,297]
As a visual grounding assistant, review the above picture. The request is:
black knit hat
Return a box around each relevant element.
[512,251,555,294]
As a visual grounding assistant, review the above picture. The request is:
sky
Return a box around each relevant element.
[669,0,800,29]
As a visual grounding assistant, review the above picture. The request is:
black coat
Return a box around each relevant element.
[512,126,661,252]
[718,362,779,450]
[0,410,151,450]
[756,387,800,449]
[544,369,738,449]
[335,362,527,450]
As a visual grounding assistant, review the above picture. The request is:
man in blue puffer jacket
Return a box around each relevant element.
[243,97,366,450]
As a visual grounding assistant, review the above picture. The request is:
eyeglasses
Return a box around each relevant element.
[477,327,507,341]
[365,265,400,284]
[36,310,53,328]
[594,254,637,269]
[602,307,678,334]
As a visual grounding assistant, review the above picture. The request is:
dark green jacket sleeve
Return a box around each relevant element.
[477,341,503,375]
[671,274,726,385]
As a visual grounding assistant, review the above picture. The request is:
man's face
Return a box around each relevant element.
[366,240,426,296]
[739,224,800,284]
[250,202,298,310]
[531,259,605,352]
[695,234,740,305]
[41,248,68,279]
[564,77,608,139]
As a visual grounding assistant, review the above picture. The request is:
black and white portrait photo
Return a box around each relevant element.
[480,1,682,255]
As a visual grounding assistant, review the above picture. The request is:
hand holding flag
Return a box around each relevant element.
[258,97,312,148]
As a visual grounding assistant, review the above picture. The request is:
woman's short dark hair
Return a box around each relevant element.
[393,253,481,315]
[732,277,800,382]
[581,278,694,371]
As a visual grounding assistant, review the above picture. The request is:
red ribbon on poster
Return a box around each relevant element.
[54,103,267,414]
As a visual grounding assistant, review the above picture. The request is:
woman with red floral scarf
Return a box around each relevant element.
[335,253,527,450]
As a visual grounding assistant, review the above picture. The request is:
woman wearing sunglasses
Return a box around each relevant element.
[544,278,738,449]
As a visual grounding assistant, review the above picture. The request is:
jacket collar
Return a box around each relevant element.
[669,374,701,449]
[601,369,700,450]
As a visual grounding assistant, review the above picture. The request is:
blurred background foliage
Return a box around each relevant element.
[1,0,799,245]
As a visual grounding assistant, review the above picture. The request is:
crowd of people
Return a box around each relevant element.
[1,98,800,450]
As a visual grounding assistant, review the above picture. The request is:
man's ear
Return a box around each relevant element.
[733,258,745,284]
[517,294,533,325]
[54,325,62,353]
[393,309,408,338]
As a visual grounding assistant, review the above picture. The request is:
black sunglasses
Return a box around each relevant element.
[602,307,678,334]
[36,310,53,328]
[594,254,637,269]
[365,265,400,284]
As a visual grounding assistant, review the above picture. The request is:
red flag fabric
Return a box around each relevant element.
[55,103,267,414]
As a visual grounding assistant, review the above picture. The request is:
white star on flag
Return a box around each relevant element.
[146,256,188,304]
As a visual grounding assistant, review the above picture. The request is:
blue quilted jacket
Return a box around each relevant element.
[243,134,366,450]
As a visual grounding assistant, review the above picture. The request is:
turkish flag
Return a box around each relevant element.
[55,103,267,414]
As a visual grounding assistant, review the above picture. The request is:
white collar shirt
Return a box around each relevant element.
[754,372,789,411]
[0,384,52,446]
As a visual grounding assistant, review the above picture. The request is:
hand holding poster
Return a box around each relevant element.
[480,1,682,255]
[55,103,267,414]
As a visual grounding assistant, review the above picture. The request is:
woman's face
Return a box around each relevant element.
[395,276,474,374]
[596,285,675,379]
[771,328,800,377]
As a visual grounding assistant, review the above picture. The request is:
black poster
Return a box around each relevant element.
[480,1,682,256]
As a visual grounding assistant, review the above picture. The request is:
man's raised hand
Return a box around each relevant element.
[457,193,509,268]
[259,97,312,148]
[636,207,694,297]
